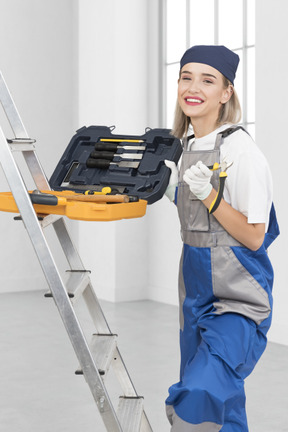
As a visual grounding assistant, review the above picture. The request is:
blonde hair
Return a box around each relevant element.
[172,76,242,139]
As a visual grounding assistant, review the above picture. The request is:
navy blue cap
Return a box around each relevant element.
[180,45,239,85]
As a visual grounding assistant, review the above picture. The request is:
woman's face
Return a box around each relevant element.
[178,62,232,127]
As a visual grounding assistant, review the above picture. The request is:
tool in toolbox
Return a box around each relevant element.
[208,159,233,214]
[84,187,111,194]
[29,190,135,205]
[0,70,154,431]
[86,158,140,169]
[95,143,145,152]
[90,151,143,160]
[99,138,145,143]
[94,142,145,155]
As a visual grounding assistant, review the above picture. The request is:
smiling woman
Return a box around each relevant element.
[164,44,279,432]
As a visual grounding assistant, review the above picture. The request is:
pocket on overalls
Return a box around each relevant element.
[177,183,210,232]
[211,246,271,325]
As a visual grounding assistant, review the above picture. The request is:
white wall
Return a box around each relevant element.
[145,0,183,306]
[256,0,288,345]
[77,0,149,301]
[0,0,78,292]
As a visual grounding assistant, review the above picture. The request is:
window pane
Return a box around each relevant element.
[247,47,255,122]
[166,0,187,63]
[247,0,255,46]
[166,63,180,128]
[234,50,243,123]
[218,0,243,49]
[189,0,214,46]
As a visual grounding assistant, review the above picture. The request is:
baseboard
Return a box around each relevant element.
[268,321,288,346]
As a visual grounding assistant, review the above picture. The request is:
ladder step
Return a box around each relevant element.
[75,334,117,376]
[117,396,144,432]
[44,270,90,299]
[8,137,36,152]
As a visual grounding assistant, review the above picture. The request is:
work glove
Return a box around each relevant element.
[183,161,213,200]
[164,160,178,201]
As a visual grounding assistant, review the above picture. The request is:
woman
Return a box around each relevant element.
[165,45,279,431]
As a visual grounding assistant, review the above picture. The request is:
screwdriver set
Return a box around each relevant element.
[49,125,182,204]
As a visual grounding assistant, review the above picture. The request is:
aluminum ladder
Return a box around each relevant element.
[0,71,153,432]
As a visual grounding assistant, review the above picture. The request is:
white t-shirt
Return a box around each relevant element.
[186,124,273,230]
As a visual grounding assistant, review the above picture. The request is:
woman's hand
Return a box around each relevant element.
[183,161,213,200]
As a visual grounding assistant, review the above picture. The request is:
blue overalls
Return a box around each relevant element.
[166,127,279,431]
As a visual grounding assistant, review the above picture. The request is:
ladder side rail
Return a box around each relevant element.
[52,217,87,270]
[141,413,154,432]
[113,347,140,397]
[0,71,29,139]
[22,150,51,191]
[0,130,123,432]
[82,283,115,335]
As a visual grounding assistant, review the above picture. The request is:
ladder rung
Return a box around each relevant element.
[117,396,144,432]
[9,143,36,151]
[7,138,36,143]
[75,334,117,376]
[8,138,36,151]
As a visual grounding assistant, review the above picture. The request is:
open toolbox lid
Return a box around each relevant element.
[49,125,182,204]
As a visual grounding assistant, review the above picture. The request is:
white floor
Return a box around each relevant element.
[0,290,287,431]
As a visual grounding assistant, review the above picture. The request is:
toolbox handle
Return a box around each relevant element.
[30,192,58,206]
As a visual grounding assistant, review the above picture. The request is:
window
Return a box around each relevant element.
[163,0,255,138]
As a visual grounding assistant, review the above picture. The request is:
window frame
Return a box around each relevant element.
[161,0,255,134]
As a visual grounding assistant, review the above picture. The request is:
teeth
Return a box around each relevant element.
[187,98,202,103]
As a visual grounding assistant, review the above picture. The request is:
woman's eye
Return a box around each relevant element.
[204,80,213,84]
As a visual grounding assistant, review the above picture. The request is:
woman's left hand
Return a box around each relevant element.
[183,161,213,200]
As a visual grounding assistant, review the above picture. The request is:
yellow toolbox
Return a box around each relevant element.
[0,190,147,221]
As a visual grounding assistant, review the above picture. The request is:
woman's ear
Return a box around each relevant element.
[221,85,233,104]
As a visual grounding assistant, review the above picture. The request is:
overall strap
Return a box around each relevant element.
[183,134,195,151]
[214,125,247,150]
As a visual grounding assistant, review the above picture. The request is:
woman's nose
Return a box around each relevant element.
[188,80,200,93]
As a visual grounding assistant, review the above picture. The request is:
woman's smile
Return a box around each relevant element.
[185,96,204,106]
